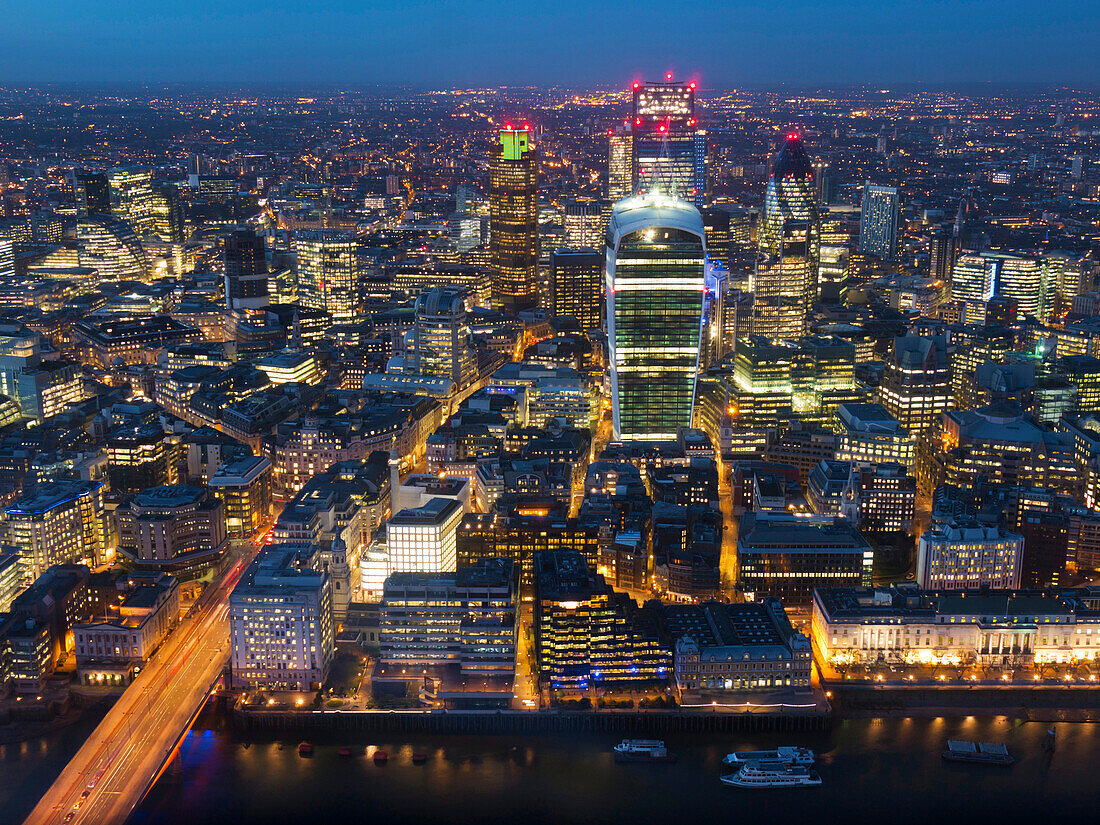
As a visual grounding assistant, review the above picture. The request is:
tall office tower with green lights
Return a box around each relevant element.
[294,230,359,321]
[489,127,540,312]
[606,192,706,440]
[752,134,820,341]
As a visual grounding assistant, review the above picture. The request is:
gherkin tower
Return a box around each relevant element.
[752,134,820,340]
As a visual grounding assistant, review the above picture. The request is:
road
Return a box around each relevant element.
[23,538,262,825]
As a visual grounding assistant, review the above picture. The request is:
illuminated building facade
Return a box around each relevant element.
[294,229,358,321]
[2,481,107,583]
[379,559,518,676]
[812,586,1100,670]
[74,170,110,216]
[878,333,951,434]
[534,549,669,688]
[631,78,705,207]
[606,192,706,440]
[489,127,539,312]
[668,599,812,691]
[230,546,334,690]
[858,183,900,261]
[550,248,603,331]
[753,134,820,340]
[225,229,269,311]
[562,198,605,250]
[115,485,229,578]
[951,251,1054,322]
[608,125,633,201]
[737,513,873,604]
[835,403,915,468]
[149,184,186,244]
[387,497,463,574]
[208,455,272,538]
[107,166,156,234]
[77,215,150,281]
[404,287,478,389]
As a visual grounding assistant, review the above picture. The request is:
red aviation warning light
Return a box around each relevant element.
[689,81,696,90]
[787,132,799,140]
[666,72,673,80]
[632,81,640,89]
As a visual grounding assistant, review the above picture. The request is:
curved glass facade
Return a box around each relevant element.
[607,194,706,440]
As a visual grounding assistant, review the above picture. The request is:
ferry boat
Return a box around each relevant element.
[942,740,1015,765]
[721,764,822,788]
[613,739,676,762]
[723,746,815,766]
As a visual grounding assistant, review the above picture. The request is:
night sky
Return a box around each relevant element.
[3,0,1095,86]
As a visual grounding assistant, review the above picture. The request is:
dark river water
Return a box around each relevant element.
[4,711,1098,825]
[117,714,1100,825]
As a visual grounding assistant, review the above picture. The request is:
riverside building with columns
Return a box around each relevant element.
[812,585,1100,669]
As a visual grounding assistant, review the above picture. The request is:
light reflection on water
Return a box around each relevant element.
[124,715,1100,825]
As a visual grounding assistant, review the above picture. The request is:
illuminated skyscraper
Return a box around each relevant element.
[73,171,110,217]
[753,134,820,340]
[224,229,269,311]
[489,127,540,312]
[550,248,603,331]
[951,251,1053,321]
[608,124,634,201]
[929,229,955,283]
[631,77,706,208]
[404,286,478,389]
[563,198,605,249]
[77,215,149,281]
[294,230,358,321]
[858,183,900,261]
[607,192,706,440]
[149,185,186,244]
[107,166,156,234]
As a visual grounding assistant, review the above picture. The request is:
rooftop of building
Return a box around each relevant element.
[131,484,207,510]
[4,479,103,517]
[388,496,462,526]
[738,513,871,551]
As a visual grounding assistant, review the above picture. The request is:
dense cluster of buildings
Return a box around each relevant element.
[2,77,1100,704]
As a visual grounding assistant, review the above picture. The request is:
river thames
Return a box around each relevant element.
[103,714,1100,825]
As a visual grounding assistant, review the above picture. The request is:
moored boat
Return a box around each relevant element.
[723,746,815,766]
[613,739,676,762]
[721,764,821,788]
[298,742,313,756]
[373,750,390,763]
[942,740,1014,765]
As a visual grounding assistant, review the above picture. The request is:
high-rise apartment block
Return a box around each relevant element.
[858,183,900,261]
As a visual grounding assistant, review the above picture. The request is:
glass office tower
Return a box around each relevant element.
[294,230,358,321]
[753,134,820,340]
[606,192,706,440]
[630,79,706,208]
[489,127,540,312]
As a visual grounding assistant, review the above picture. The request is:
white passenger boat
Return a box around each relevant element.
[722,746,815,766]
[720,764,822,788]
